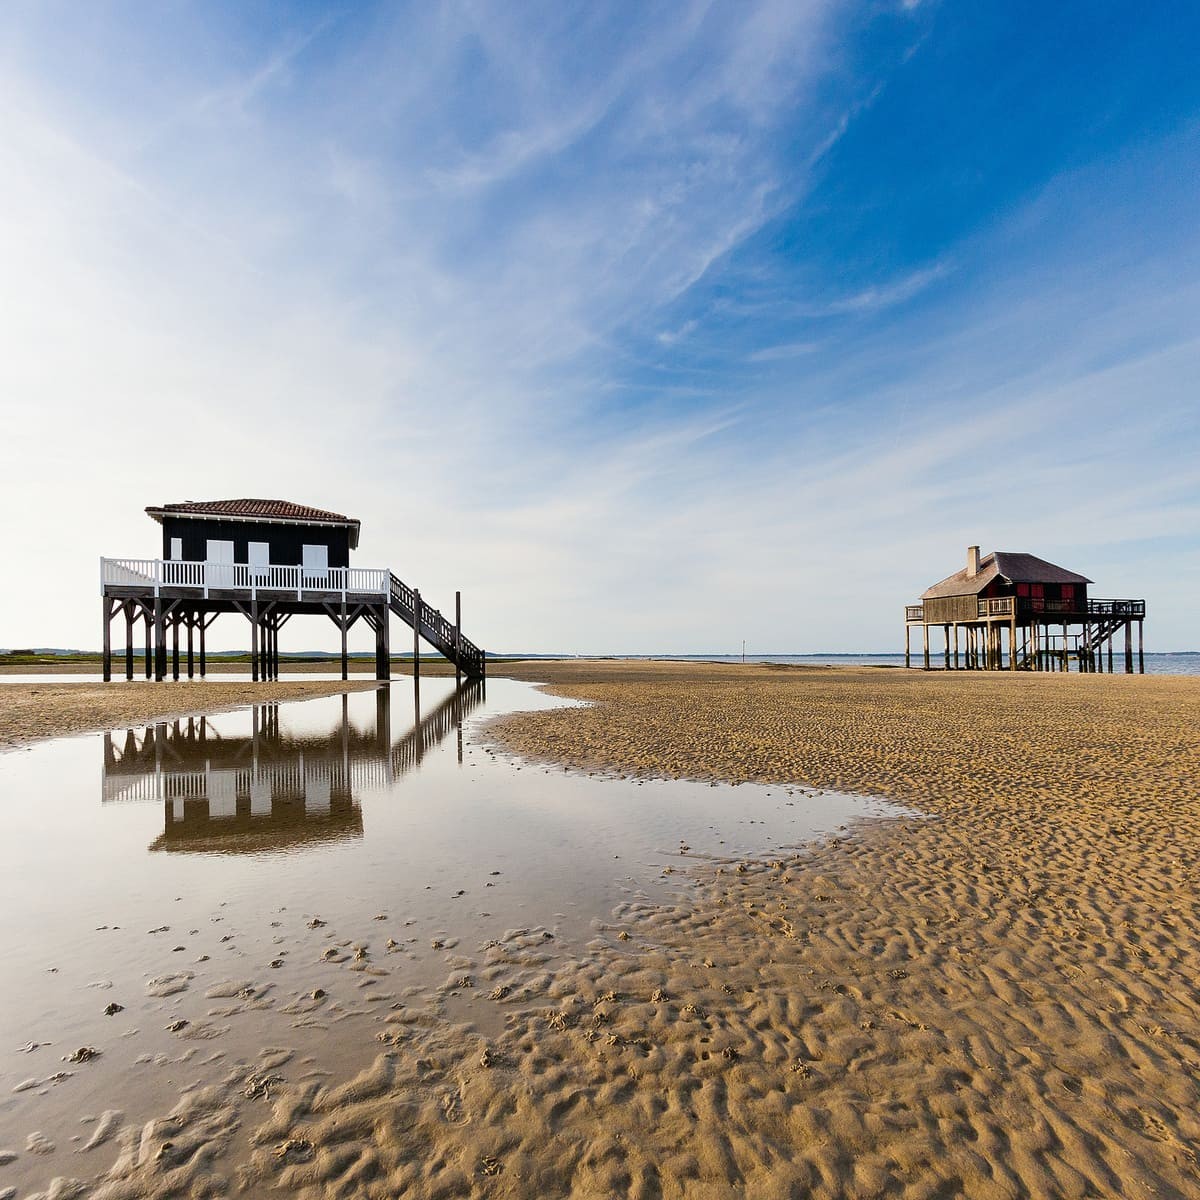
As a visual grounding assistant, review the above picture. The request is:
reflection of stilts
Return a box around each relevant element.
[455,686,463,765]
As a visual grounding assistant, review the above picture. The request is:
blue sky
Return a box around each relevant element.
[1,1,1198,652]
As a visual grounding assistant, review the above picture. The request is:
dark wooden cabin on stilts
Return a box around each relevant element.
[100,499,485,682]
[904,546,1145,673]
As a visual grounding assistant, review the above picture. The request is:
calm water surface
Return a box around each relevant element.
[0,678,906,1193]
[5,649,1198,682]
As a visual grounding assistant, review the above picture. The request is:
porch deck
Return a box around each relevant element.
[102,557,389,602]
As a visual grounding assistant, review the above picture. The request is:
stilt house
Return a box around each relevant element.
[904,546,1145,672]
[100,498,485,683]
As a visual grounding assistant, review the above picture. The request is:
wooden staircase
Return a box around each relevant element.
[388,573,485,677]
[1017,616,1127,672]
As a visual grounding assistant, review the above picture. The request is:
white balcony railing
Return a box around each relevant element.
[101,557,390,599]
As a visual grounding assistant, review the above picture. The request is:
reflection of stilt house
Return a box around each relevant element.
[101,680,485,853]
[904,546,1146,672]
[100,498,485,682]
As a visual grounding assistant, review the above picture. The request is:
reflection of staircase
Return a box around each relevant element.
[389,574,485,676]
[390,678,485,777]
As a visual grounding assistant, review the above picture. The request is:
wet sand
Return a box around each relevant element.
[6,661,1200,1198]
[0,681,379,750]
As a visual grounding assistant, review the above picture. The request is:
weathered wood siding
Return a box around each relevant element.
[924,594,981,624]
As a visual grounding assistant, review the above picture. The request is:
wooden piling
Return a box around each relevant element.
[124,602,134,681]
[456,591,462,685]
[413,589,421,684]
[340,597,349,682]
[380,602,391,681]
[251,597,259,683]
[102,598,113,682]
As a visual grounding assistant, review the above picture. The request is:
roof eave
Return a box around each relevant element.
[145,506,361,547]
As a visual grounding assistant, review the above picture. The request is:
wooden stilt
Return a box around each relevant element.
[341,596,349,682]
[381,604,391,681]
[922,622,930,671]
[953,623,959,669]
[171,614,180,681]
[102,598,113,682]
[943,624,950,671]
[1009,615,1017,671]
[144,611,152,679]
[251,597,259,682]
[154,598,165,681]
[1124,621,1134,674]
[124,602,134,681]
[199,618,207,679]
[904,624,910,669]
[187,616,195,679]
[1138,620,1145,674]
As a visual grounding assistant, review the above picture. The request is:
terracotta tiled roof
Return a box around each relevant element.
[922,552,1092,600]
[146,500,361,547]
[149,499,355,524]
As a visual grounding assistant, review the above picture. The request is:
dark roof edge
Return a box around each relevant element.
[145,506,361,549]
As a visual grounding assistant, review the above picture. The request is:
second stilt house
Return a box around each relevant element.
[904,546,1145,672]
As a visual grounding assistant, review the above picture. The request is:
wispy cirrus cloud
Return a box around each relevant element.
[0,1,1197,652]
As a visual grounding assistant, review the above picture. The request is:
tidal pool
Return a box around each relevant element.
[0,677,907,1195]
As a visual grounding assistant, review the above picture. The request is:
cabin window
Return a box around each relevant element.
[205,540,235,588]
[249,541,270,581]
[1061,584,1075,604]
[1016,583,1030,597]
[302,544,328,580]
[170,537,182,561]
[1030,583,1044,599]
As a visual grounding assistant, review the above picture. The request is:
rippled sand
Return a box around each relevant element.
[0,681,379,749]
[11,661,1200,1199]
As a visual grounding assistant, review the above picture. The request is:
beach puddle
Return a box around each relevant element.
[0,678,908,1196]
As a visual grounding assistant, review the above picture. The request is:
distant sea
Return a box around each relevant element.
[613,652,1200,676]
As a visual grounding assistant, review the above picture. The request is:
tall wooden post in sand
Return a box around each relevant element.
[413,589,421,684]
[455,591,462,687]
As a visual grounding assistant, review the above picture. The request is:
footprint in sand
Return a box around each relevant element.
[81,1110,123,1152]
[146,972,193,998]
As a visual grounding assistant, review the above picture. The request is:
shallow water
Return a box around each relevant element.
[5,648,1199,682]
[0,679,906,1193]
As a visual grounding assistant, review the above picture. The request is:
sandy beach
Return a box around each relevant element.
[3,661,1199,1198]
[0,680,380,750]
